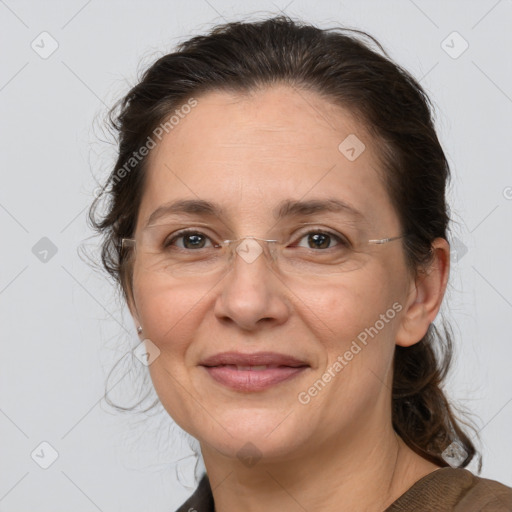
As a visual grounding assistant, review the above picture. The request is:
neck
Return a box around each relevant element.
[200,421,440,512]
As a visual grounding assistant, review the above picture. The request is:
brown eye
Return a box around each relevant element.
[164,230,214,250]
[295,230,348,250]
[306,233,331,249]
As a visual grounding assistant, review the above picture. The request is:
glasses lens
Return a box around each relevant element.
[136,224,228,278]
[132,222,391,279]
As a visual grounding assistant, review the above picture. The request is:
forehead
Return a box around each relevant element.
[137,85,398,232]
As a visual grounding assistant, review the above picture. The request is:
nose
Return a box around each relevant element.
[213,238,290,331]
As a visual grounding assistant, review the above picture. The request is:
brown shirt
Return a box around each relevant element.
[174,468,512,511]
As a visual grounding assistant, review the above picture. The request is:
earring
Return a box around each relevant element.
[137,326,143,335]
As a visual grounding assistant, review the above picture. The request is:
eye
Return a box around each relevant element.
[294,230,349,250]
[164,229,216,250]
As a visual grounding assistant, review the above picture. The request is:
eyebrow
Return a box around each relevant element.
[145,198,365,228]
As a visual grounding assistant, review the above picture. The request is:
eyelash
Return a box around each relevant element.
[163,227,351,250]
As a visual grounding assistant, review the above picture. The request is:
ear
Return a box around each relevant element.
[395,238,450,347]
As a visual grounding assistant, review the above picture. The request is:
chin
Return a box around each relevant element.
[192,408,314,463]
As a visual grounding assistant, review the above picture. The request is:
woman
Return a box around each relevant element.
[89,16,512,511]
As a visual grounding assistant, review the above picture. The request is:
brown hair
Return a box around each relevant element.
[89,15,479,469]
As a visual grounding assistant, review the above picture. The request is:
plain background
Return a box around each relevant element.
[1,0,511,510]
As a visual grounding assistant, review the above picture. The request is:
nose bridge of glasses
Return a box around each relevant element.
[226,236,279,266]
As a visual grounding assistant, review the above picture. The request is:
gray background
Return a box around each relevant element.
[1,0,511,510]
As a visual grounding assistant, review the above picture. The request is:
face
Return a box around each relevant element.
[129,85,414,463]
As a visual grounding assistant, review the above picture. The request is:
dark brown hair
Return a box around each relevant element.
[89,15,479,469]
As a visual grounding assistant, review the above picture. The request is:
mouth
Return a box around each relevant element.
[199,352,310,392]
[219,364,293,371]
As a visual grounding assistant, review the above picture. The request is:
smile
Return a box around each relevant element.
[201,364,309,392]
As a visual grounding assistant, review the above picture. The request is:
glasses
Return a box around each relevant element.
[121,222,407,280]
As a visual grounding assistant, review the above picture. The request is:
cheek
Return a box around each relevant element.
[132,272,206,356]
[301,273,388,338]
[310,272,400,374]
[304,281,399,419]
[133,277,209,431]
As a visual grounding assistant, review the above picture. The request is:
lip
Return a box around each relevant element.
[200,351,309,367]
[199,351,310,392]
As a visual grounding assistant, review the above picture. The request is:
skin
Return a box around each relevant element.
[127,84,450,511]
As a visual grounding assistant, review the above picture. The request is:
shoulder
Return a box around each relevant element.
[174,468,512,512]
[173,473,214,512]
[387,467,512,512]
[456,469,512,512]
